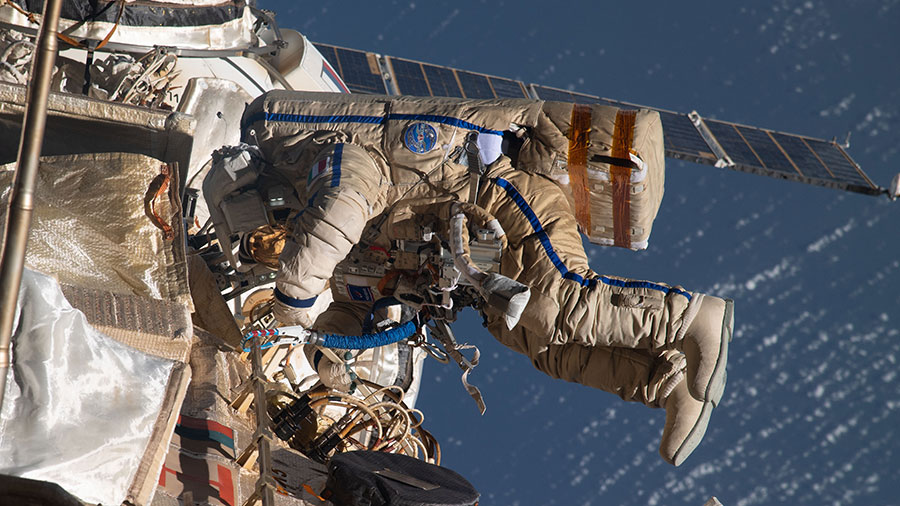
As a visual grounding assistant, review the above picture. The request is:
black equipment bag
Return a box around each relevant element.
[324,451,479,506]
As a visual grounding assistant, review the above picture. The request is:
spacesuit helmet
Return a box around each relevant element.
[202,144,299,271]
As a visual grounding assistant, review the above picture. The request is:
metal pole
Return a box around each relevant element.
[0,0,64,408]
[246,335,276,506]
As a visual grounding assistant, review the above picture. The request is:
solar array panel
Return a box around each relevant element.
[422,64,462,97]
[381,55,530,100]
[526,86,596,105]
[313,42,884,196]
[658,111,720,165]
[489,76,528,99]
[387,57,431,97]
[455,70,494,99]
[314,44,386,94]
[704,119,876,193]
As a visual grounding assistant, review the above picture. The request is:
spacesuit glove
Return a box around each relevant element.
[316,355,355,393]
[272,299,315,328]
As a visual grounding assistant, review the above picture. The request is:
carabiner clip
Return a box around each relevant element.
[421,339,450,364]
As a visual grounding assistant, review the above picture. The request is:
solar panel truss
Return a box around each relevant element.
[313,42,885,197]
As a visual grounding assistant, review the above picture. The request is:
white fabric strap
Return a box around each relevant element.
[485,219,506,240]
[675,292,704,344]
[660,370,685,406]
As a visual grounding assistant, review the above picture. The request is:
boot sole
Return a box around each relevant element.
[669,401,715,466]
[705,298,734,406]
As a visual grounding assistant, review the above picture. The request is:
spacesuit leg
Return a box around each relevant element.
[304,299,421,398]
[477,168,725,464]
[273,143,386,325]
[550,280,732,404]
[488,316,713,466]
[478,169,732,404]
[486,317,684,407]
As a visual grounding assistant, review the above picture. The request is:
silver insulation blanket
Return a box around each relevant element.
[0,153,191,307]
[0,269,176,504]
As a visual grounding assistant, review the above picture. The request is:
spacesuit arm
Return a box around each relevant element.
[273,143,385,325]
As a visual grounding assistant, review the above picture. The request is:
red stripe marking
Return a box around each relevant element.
[214,464,236,506]
[322,60,351,93]
[177,415,234,440]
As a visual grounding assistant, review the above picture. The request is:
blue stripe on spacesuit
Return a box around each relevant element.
[594,277,691,300]
[242,112,503,136]
[491,177,691,300]
[491,177,595,288]
[331,144,343,187]
[274,288,318,308]
[261,113,384,125]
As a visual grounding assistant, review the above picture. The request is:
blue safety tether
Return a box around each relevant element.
[319,319,418,350]
[242,319,419,352]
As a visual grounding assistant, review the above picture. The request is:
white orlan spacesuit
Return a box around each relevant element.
[241,91,734,466]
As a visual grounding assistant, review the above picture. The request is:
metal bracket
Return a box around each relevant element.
[840,131,851,149]
[688,110,735,169]
[376,54,399,96]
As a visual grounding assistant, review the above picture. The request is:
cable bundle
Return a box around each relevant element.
[269,382,440,466]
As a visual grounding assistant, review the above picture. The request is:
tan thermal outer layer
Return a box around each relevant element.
[247,93,693,406]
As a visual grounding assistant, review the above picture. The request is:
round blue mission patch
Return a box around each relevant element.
[403,122,437,154]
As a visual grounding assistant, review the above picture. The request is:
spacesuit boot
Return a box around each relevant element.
[659,373,714,466]
[680,295,734,404]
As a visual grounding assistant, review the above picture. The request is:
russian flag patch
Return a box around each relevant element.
[307,156,332,185]
[321,60,350,94]
[347,284,374,302]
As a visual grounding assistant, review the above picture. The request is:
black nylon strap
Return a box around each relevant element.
[465,131,485,203]
[590,153,640,171]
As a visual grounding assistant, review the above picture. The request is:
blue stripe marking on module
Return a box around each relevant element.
[386,114,503,135]
[331,144,343,187]
[490,177,691,300]
[274,288,318,308]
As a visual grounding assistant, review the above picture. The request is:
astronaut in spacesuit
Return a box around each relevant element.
[241,91,734,466]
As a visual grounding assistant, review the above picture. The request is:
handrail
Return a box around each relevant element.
[0,0,64,410]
